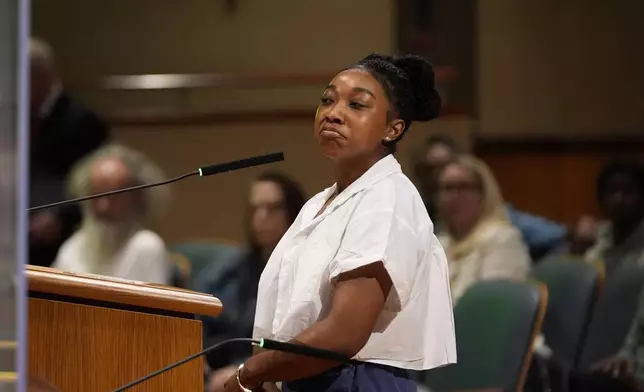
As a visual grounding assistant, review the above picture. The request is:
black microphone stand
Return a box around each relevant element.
[113,337,360,391]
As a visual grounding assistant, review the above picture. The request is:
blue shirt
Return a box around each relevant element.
[505,204,568,260]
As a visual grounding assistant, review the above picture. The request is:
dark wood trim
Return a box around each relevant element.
[105,105,469,126]
[70,67,457,91]
[71,69,462,125]
[474,136,644,155]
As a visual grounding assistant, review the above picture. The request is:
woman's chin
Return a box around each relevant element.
[320,144,344,160]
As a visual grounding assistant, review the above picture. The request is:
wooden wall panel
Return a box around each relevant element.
[398,0,476,115]
[478,1,644,137]
[476,138,644,226]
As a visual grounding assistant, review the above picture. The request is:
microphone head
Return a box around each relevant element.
[198,152,285,177]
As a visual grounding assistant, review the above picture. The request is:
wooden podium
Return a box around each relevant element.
[26,266,223,392]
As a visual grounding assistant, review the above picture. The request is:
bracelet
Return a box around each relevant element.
[235,363,256,392]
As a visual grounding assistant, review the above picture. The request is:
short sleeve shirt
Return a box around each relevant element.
[253,155,456,370]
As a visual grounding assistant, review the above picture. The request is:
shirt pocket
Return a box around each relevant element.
[292,237,333,292]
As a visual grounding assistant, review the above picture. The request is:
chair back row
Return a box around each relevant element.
[530,255,602,367]
[422,259,644,392]
[531,255,644,370]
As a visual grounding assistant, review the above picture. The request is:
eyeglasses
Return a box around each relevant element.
[438,182,481,196]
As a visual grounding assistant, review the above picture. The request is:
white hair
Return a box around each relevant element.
[68,143,171,221]
[29,37,56,71]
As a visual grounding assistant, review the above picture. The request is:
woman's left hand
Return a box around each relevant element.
[223,375,275,392]
[222,373,265,392]
[222,373,242,392]
[207,366,238,392]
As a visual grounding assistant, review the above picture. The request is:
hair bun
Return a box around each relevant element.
[391,55,441,121]
[361,53,395,63]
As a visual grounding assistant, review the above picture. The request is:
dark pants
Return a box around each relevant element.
[282,363,416,392]
[570,371,640,392]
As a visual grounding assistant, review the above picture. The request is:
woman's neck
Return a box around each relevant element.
[334,155,383,193]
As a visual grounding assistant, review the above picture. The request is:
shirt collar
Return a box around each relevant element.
[319,154,402,211]
[296,154,402,236]
[38,83,62,118]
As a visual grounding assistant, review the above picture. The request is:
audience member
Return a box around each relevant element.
[411,135,567,260]
[570,289,644,392]
[436,155,531,303]
[52,144,171,284]
[568,214,601,256]
[29,38,110,267]
[203,172,306,392]
[585,160,644,276]
[411,134,458,221]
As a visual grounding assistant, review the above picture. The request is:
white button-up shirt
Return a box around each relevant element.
[254,155,456,370]
[54,229,171,285]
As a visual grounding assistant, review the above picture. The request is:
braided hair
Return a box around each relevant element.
[349,53,442,151]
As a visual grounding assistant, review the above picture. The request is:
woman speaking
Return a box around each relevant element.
[225,53,457,391]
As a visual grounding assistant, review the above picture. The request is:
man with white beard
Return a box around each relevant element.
[52,144,170,284]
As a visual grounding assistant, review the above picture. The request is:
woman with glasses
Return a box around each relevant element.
[436,155,531,304]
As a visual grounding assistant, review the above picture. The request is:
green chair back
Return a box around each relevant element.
[422,280,547,392]
[170,241,242,290]
[531,255,602,366]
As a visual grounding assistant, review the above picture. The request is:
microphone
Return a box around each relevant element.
[258,338,362,364]
[112,337,360,391]
[197,152,284,177]
[28,152,285,212]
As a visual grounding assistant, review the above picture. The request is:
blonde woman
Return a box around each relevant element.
[436,155,531,303]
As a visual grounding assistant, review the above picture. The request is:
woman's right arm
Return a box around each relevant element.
[236,261,393,386]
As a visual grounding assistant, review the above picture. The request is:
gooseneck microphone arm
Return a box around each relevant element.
[28,152,285,212]
[28,171,198,212]
[113,338,361,392]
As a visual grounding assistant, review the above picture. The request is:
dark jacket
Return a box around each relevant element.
[198,249,263,370]
[29,91,110,267]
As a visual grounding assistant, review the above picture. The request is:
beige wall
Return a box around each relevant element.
[32,0,474,244]
[33,0,394,76]
[34,1,642,244]
[478,1,644,137]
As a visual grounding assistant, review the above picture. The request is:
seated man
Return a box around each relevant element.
[29,38,111,267]
[583,160,644,276]
[53,144,171,284]
[571,289,644,392]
